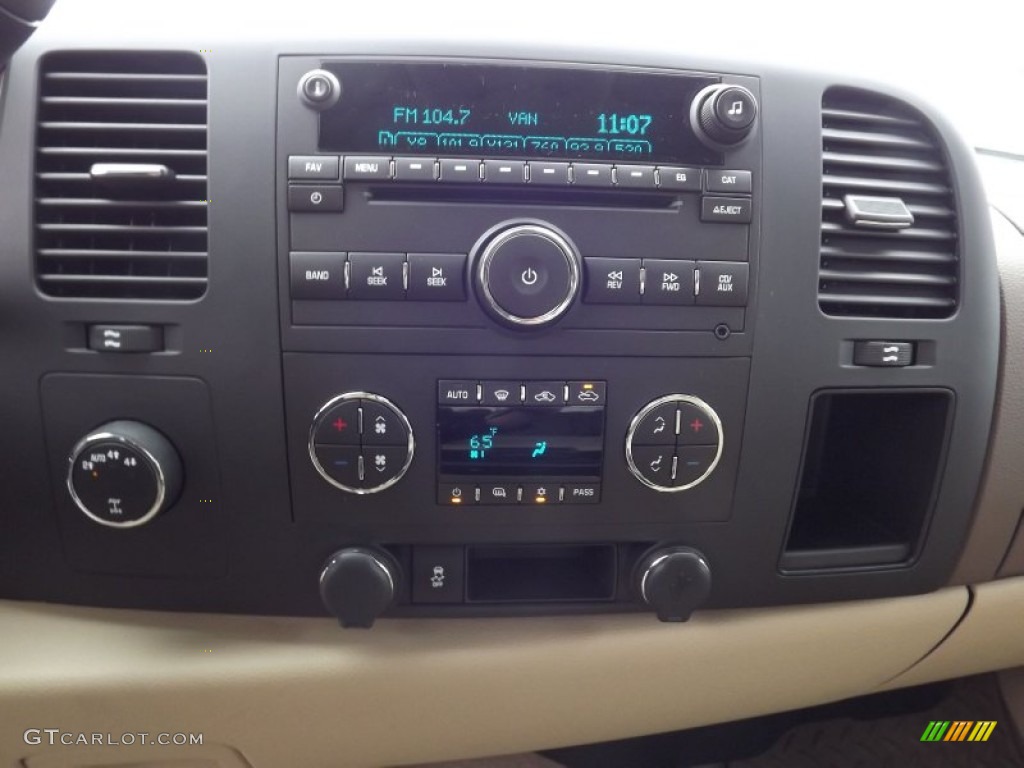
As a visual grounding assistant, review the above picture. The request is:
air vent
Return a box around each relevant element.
[35,52,208,300]
[819,87,958,318]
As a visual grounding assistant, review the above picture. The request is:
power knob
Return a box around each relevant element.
[692,84,758,148]
[320,547,400,628]
[298,68,341,110]
[635,546,712,622]
[67,420,183,529]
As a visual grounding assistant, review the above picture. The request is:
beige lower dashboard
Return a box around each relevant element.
[0,588,970,768]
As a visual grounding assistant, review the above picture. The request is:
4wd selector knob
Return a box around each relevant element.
[475,223,581,328]
[67,420,183,529]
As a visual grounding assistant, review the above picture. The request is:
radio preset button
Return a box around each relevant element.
[313,400,361,445]
[525,381,566,405]
[701,196,753,223]
[481,381,522,406]
[697,261,749,306]
[394,156,438,181]
[289,251,347,300]
[674,446,718,487]
[528,161,570,185]
[642,259,695,305]
[343,155,392,181]
[572,163,613,187]
[361,401,409,446]
[615,164,656,188]
[288,155,340,180]
[439,158,481,182]
[568,381,606,406]
[348,252,405,300]
[483,159,527,184]
[677,403,719,446]
[438,380,478,404]
[563,484,600,504]
[480,483,517,504]
[407,253,467,302]
[584,257,641,305]
[314,445,363,488]
[706,169,752,194]
[633,403,678,446]
[657,167,702,191]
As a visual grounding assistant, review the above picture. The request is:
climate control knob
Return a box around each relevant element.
[474,222,581,328]
[67,420,183,529]
[635,546,712,622]
[692,84,758,147]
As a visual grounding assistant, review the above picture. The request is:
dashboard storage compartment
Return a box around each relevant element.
[466,544,616,603]
[781,390,953,571]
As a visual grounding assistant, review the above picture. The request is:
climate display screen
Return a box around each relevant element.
[438,406,604,477]
[319,62,722,165]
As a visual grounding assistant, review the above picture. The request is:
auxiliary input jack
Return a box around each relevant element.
[714,324,731,340]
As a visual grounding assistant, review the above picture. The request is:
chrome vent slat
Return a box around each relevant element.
[35,51,208,301]
[819,87,958,319]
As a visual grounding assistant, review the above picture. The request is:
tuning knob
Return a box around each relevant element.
[67,420,183,529]
[635,546,712,622]
[692,85,758,147]
[320,547,400,628]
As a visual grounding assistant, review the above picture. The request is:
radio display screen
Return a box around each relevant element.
[319,61,723,165]
[438,406,604,477]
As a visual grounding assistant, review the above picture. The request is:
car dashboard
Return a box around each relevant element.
[2,2,1024,766]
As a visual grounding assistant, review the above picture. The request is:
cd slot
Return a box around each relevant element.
[366,184,680,210]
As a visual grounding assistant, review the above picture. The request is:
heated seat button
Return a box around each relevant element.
[348,252,405,300]
[696,261,749,306]
[632,403,678,446]
[674,446,718,488]
[412,546,465,604]
[584,257,641,304]
[312,400,361,445]
[289,252,347,300]
[407,253,466,301]
[360,400,409,447]
[677,403,719,446]
[313,445,362,489]
[642,259,695,305]
[630,446,676,487]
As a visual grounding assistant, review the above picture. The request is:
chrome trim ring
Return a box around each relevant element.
[308,391,416,495]
[66,432,167,529]
[625,394,724,492]
[476,223,581,327]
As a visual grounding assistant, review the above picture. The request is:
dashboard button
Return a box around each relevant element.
[572,163,613,187]
[287,184,343,212]
[348,252,405,300]
[632,403,678,446]
[853,341,915,367]
[584,257,641,304]
[697,261,749,306]
[438,482,474,506]
[480,483,517,504]
[394,156,438,181]
[528,161,570,185]
[523,483,559,505]
[439,158,481,182]
[87,324,163,353]
[713,86,757,131]
[483,159,526,184]
[706,169,752,194]
[642,259,695,305]
[438,380,478,404]
[314,445,363,488]
[412,546,465,604]
[630,446,675,487]
[481,381,522,405]
[313,400,361,445]
[362,446,408,487]
[563,484,600,504]
[343,156,392,181]
[525,381,565,405]
[677,403,719,446]
[567,381,606,406]
[289,252,347,300]
[615,164,656,188]
[674,446,718,488]
[657,167,701,191]
[360,400,409,447]
[288,155,340,180]
[701,196,753,223]
[407,253,466,301]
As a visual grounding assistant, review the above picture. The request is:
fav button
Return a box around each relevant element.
[288,155,340,180]
[348,252,405,300]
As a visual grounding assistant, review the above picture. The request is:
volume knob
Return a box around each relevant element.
[693,85,758,147]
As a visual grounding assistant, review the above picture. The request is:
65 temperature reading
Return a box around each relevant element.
[596,113,653,136]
